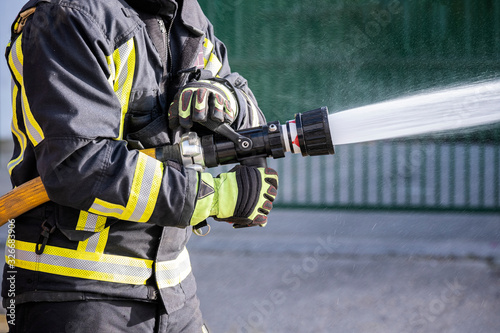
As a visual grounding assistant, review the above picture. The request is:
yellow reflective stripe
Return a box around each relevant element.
[76,211,107,232]
[202,38,213,60]
[106,52,116,85]
[8,36,23,84]
[76,211,109,253]
[156,247,192,289]
[202,38,222,77]
[205,53,223,77]
[77,235,89,252]
[20,87,44,146]
[105,38,136,140]
[8,35,44,146]
[8,241,191,287]
[8,82,27,175]
[11,240,153,285]
[114,39,134,140]
[93,227,109,254]
[77,227,109,254]
[89,153,163,222]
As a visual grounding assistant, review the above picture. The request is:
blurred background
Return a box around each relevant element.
[198,0,500,213]
[0,0,499,332]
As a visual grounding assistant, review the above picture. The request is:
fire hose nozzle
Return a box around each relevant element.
[284,106,335,156]
[173,107,335,169]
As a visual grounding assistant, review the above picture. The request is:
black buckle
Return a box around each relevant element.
[35,220,56,255]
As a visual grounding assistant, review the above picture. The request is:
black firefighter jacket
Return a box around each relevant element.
[2,0,265,313]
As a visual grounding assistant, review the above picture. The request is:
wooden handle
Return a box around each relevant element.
[0,148,158,227]
[141,148,156,159]
[0,177,49,227]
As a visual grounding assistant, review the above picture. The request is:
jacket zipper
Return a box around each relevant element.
[158,17,176,113]
[157,18,174,78]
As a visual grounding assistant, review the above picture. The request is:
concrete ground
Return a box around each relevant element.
[188,210,500,333]
[0,142,499,332]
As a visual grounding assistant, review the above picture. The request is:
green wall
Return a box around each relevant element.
[198,1,500,212]
[198,0,500,140]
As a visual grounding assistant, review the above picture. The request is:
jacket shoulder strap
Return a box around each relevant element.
[12,0,50,34]
[6,0,49,58]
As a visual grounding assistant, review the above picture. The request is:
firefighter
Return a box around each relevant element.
[2,0,278,331]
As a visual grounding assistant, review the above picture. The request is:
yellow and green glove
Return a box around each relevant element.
[191,166,279,228]
[168,79,238,130]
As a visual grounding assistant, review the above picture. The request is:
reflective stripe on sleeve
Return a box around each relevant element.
[76,211,110,254]
[89,152,164,223]
[76,211,107,232]
[106,38,136,140]
[202,38,222,77]
[156,247,192,289]
[8,34,45,147]
[8,81,27,175]
[202,38,213,60]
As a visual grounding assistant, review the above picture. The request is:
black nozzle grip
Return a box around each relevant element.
[156,145,182,162]
[201,120,253,151]
[240,157,267,168]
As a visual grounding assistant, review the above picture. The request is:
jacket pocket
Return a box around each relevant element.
[125,89,171,149]
[55,205,115,242]
[126,114,171,149]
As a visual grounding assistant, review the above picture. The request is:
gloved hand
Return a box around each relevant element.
[168,79,238,130]
[191,166,278,228]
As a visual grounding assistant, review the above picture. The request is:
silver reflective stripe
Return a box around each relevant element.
[114,40,134,102]
[83,213,99,231]
[156,247,192,289]
[8,34,45,146]
[13,241,152,285]
[203,38,213,60]
[202,38,222,77]
[15,248,151,278]
[90,202,124,216]
[89,153,162,223]
[128,156,159,221]
[8,79,27,174]
[84,232,101,253]
[205,56,222,77]
[21,100,44,145]
[10,39,23,78]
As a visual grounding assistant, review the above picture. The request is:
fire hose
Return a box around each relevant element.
[0,107,334,226]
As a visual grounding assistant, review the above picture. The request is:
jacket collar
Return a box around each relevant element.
[125,0,206,36]
[179,0,206,36]
[124,0,177,18]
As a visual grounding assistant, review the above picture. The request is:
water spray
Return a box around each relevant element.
[161,79,500,172]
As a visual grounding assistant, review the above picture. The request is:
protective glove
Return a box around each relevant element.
[168,79,238,130]
[191,166,278,228]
